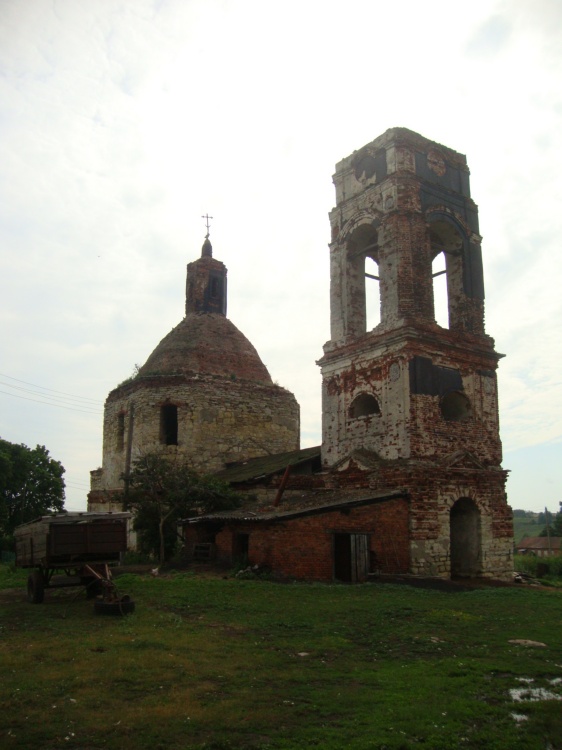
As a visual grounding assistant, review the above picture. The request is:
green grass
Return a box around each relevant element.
[0,562,26,590]
[1,568,561,749]
[513,516,543,544]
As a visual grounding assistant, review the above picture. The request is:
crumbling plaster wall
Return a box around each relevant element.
[321,348,410,465]
[363,462,512,579]
[92,375,299,492]
[321,345,502,468]
[326,128,484,346]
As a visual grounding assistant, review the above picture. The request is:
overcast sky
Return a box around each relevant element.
[1,0,561,514]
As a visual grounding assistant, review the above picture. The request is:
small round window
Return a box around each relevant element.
[349,393,380,419]
[440,391,471,422]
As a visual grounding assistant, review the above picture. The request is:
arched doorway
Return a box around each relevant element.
[450,498,481,578]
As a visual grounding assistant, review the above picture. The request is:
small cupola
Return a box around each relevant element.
[185,219,227,316]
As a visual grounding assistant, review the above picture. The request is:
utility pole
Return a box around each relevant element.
[545,506,552,556]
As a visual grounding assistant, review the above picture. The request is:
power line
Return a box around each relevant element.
[0,380,102,409]
[0,388,102,415]
[0,373,101,404]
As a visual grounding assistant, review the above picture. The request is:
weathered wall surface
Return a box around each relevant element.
[91,374,299,493]
[184,497,410,581]
[317,127,512,581]
[367,462,512,579]
[321,332,502,467]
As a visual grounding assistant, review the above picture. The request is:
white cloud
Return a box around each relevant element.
[0,0,560,513]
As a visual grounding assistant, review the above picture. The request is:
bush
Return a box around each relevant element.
[514,553,562,579]
[121,550,156,565]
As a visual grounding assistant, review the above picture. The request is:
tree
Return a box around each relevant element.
[538,506,562,538]
[0,438,65,544]
[124,453,241,563]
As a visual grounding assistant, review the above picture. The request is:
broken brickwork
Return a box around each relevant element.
[318,127,513,580]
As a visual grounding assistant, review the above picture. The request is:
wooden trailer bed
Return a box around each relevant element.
[14,512,134,613]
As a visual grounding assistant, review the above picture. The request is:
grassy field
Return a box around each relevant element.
[0,565,561,750]
[513,516,544,544]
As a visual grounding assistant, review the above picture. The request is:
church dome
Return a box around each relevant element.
[137,312,273,384]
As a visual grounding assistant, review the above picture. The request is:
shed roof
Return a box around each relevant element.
[183,488,407,525]
[15,511,131,530]
[516,536,562,551]
[215,445,321,483]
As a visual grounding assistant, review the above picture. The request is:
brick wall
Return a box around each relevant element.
[184,497,410,581]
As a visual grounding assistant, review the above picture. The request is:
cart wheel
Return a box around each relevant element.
[94,596,135,616]
[27,570,45,604]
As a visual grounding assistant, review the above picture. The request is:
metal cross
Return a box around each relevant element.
[201,213,213,238]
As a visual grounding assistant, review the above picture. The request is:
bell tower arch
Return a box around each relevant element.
[319,128,501,467]
[318,129,512,580]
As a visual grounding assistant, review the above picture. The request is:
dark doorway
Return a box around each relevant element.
[233,533,249,564]
[450,498,481,578]
[333,533,369,582]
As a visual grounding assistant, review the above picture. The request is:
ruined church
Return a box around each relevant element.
[89,128,513,581]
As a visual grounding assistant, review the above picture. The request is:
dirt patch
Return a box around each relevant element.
[0,587,25,604]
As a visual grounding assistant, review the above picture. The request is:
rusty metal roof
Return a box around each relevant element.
[14,511,132,530]
[214,445,321,484]
[516,536,562,551]
[183,488,407,525]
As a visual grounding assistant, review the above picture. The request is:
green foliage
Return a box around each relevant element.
[116,363,141,388]
[124,453,240,563]
[514,553,562,580]
[0,438,65,541]
[537,508,562,537]
[0,560,26,589]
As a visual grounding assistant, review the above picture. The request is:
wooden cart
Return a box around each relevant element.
[14,512,135,614]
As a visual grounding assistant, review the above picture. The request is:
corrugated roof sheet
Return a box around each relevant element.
[183,488,407,524]
[215,445,321,483]
[516,536,562,551]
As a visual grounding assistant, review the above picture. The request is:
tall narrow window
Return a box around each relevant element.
[365,256,380,329]
[346,224,380,337]
[117,412,126,452]
[432,252,448,328]
[210,276,222,299]
[430,219,464,330]
[160,404,178,445]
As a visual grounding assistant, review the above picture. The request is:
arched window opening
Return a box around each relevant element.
[430,219,464,329]
[210,276,222,299]
[365,256,380,329]
[450,497,481,578]
[346,224,380,336]
[160,404,178,445]
[432,252,448,328]
[349,393,380,419]
[440,391,471,422]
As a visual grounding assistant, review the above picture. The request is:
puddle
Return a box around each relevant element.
[510,712,529,723]
[510,687,562,702]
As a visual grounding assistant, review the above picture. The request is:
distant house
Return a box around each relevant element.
[516,536,562,557]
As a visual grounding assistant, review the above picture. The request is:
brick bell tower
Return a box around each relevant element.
[318,128,513,579]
